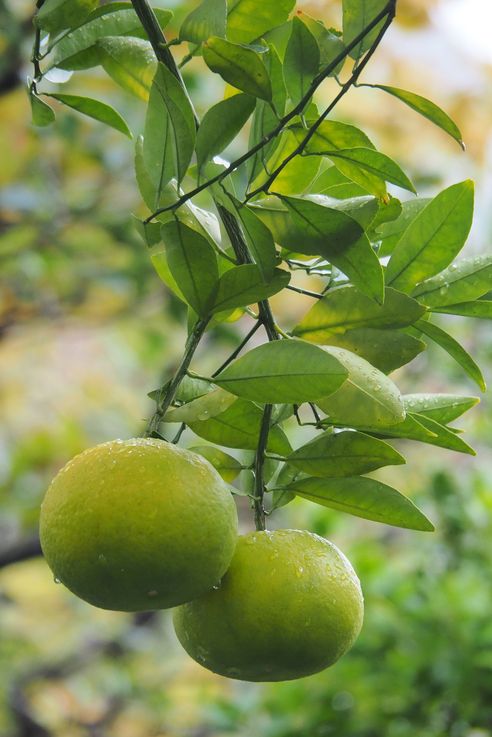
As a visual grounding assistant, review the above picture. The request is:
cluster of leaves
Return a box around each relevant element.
[31,0,491,534]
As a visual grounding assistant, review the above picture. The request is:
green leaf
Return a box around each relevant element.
[36,0,97,34]
[355,413,437,442]
[323,328,425,373]
[287,430,404,477]
[250,130,321,195]
[188,446,242,482]
[283,16,320,106]
[294,285,425,340]
[212,265,290,313]
[30,93,56,127]
[214,339,348,403]
[292,119,376,153]
[343,0,388,61]
[299,13,345,72]
[50,6,172,70]
[247,44,286,181]
[412,256,492,308]
[375,198,430,257]
[180,0,226,44]
[143,63,196,194]
[316,346,405,427]
[203,37,272,101]
[97,37,156,100]
[366,412,475,455]
[326,147,416,197]
[48,93,132,137]
[409,414,476,455]
[310,167,373,200]
[403,394,479,425]
[161,221,219,317]
[367,84,464,149]
[282,196,384,303]
[414,319,486,392]
[226,0,296,44]
[270,488,296,511]
[189,398,291,454]
[196,93,255,170]
[234,202,277,281]
[164,388,236,423]
[431,301,492,319]
[386,180,475,293]
[176,375,214,403]
[287,475,434,531]
[304,194,378,230]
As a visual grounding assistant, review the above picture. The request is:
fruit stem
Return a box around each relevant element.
[145,317,210,437]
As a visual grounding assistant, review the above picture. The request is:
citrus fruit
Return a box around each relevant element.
[40,438,238,611]
[173,529,364,681]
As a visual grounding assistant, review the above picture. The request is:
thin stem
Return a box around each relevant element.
[247,3,397,199]
[212,320,262,377]
[130,0,198,125]
[286,284,324,299]
[145,317,210,437]
[144,0,397,223]
[254,404,273,531]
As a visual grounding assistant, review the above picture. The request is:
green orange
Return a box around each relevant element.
[173,529,364,681]
[40,438,238,611]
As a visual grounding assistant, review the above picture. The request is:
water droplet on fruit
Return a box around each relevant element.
[212,582,221,590]
[296,566,304,578]
[198,411,209,420]
[53,577,61,584]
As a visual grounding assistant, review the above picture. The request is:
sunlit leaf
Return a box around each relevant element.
[386,180,474,293]
[180,0,226,44]
[226,0,296,44]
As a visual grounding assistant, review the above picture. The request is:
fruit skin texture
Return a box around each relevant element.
[173,529,364,682]
[40,438,238,612]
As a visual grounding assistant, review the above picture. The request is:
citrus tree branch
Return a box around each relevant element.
[246,1,397,199]
[145,316,210,437]
[144,0,397,223]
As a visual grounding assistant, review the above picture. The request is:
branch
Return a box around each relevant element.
[144,0,397,223]
[246,2,397,198]
[0,534,42,569]
[145,317,210,437]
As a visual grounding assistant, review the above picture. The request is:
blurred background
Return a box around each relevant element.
[1,0,492,735]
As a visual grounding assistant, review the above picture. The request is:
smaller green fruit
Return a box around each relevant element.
[173,529,364,682]
[40,438,238,611]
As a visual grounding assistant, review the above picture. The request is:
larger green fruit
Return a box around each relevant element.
[40,438,238,611]
[173,529,364,681]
